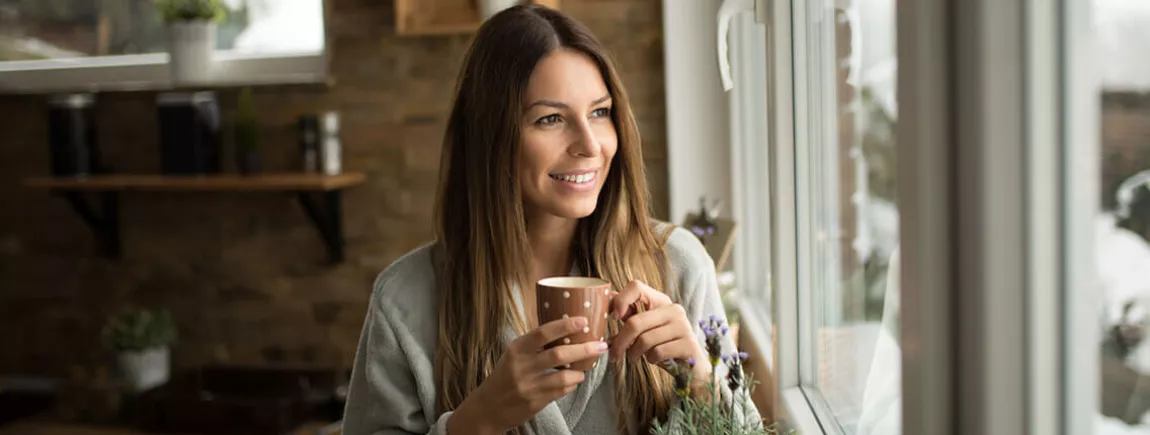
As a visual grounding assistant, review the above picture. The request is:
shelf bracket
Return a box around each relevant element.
[60,191,121,258]
[296,191,345,264]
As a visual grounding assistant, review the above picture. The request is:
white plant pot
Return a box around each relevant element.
[117,347,170,392]
[167,21,216,84]
[479,0,520,20]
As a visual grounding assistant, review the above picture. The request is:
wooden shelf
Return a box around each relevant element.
[23,173,365,192]
[395,0,562,36]
[23,173,365,264]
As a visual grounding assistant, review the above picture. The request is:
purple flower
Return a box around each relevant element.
[698,314,729,364]
[661,358,694,399]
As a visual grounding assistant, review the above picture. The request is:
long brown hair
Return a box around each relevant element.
[432,5,676,433]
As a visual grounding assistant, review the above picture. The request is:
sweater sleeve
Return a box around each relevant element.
[342,274,453,435]
[666,227,765,430]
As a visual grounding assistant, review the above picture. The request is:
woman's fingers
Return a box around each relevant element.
[643,339,697,364]
[538,369,586,398]
[610,280,673,320]
[534,341,609,371]
[610,304,684,362]
[624,322,683,362]
[516,316,588,352]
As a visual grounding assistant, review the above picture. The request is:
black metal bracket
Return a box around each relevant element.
[46,189,347,264]
[60,191,121,258]
[296,191,345,264]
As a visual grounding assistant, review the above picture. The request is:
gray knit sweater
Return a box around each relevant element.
[341,227,759,434]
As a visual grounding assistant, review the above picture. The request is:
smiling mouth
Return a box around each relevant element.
[548,170,598,184]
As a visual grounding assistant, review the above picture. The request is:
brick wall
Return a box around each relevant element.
[0,0,667,377]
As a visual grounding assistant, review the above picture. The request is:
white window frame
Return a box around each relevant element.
[731,0,1100,433]
[0,50,329,93]
[900,0,1098,433]
[0,4,330,94]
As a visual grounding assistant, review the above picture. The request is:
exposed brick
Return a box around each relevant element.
[0,0,669,375]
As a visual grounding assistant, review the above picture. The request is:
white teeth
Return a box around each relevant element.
[553,172,595,184]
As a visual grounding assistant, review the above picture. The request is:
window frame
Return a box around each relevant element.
[732,0,1100,433]
[0,1,330,94]
[0,50,329,93]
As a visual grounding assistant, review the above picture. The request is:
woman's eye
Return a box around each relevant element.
[591,107,611,118]
[536,114,562,126]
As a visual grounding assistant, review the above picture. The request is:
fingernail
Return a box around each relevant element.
[574,317,587,328]
[595,342,608,352]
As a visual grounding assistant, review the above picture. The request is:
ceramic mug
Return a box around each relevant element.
[536,277,612,371]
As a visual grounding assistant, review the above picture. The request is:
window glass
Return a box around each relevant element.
[803,0,900,433]
[0,0,324,62]
[1094,0,1150,432]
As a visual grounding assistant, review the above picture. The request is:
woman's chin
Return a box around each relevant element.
[546,201,599,220]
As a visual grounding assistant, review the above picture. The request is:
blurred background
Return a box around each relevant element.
[0,1,666,434]
[3,0,1150,434]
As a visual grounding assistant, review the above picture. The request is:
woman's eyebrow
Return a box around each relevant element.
[525,94,612,111]
[526,99,568,111]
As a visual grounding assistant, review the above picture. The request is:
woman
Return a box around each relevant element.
[342,5,756,434]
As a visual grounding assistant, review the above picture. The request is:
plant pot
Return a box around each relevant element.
[236,148,262,175]
[117,347,170,393]
[478,0,519,20]
[167,21,216,84]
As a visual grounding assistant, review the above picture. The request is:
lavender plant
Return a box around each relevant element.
[650,316,790,435]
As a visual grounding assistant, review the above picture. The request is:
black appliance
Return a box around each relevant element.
[47,93,100,176]
[156,92,222,175]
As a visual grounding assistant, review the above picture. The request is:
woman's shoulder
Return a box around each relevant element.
[654,221,716,275]
[370,242,440,318]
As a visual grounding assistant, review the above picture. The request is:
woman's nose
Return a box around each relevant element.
[568,120,601,157]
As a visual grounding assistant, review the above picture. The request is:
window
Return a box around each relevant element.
[1090,0,1150,432]
[0,0,327,92]
[0,0,323,60]
[793,0,899,433]
[737,0,1121,433]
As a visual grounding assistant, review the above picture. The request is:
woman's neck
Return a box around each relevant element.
[525,212,579,282]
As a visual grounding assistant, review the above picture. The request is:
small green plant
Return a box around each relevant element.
[235,87,260,151]
[154,0,227,23]
[101,308,179,353]
[650,316,792,435]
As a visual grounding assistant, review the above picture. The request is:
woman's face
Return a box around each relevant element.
[519,48,618,221]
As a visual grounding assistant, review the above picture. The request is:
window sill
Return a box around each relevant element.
[740,303,835,435]
[0,51,329,94]
[783,387,828,435]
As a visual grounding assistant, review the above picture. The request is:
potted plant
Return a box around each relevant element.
[478,0,520,21]
[101,308,179,392]
[651,316,790,435]
[155,0,226,84]
[234,87,262,175]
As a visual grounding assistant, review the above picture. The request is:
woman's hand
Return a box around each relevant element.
[451,316,609,434]
[609,280,710,381]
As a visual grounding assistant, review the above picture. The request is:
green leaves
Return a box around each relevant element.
[101,308,179,352]
[235,87,260,151]
[651,313,789,435]
[154,0,227,23]
[650,372,783,435]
